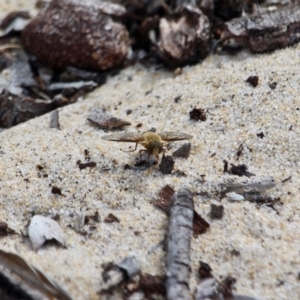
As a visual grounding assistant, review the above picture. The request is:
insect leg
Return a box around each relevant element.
[125,143,138,152]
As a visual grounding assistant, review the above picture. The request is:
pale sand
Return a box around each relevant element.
[1,2,300,299]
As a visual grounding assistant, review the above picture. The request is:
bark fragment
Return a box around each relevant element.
[215,6,300,53]
[0,90,53,128]
[157,5,211,67]
[159,154,175,174]
[173,142,191,158]
[50,109,60,129]
[99,257,140,292]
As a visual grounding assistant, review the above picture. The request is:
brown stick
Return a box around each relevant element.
[166,188,194,300]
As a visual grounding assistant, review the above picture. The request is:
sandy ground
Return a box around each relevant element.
[1,2,300,300]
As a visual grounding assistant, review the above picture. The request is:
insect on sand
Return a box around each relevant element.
[101,131,193,160]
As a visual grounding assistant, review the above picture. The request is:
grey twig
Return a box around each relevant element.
[166,188,194,300]
[221,176,276,194]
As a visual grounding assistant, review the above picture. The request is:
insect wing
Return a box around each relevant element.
[101,132,145,143]
[158,132,193,142]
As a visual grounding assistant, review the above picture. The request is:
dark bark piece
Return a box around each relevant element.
[173,169,187,176]
[134,159,151,170]
[104,213,120,223]
[99,257,140,292]
[236,143,244,158]
[0,90,53,128]
[269,81,277,89]
[0,222,16,236]
[223,159,229,173]
[159,154,175,174]
[84,211,100,224]
[22,0,130,71]
[210,204,224,219]
[198,261,213,279]
[157,5,211,67]
[189,107,207,121]
[49,109,60,129]
[230,164,255,177]
[214,0,244,21]
[154,185,209,235]
[78,161,97,170]
[51,186,65,196]
[257,131,265,138]
[166,188,194,300]
[246,75,259,87]
[0,222,8,236]
[154,185,175,212]
[193,210,210,235]
[139,273,166,298]
[216,6,300,53]
[173,142,191,158]
[87,108,131,130]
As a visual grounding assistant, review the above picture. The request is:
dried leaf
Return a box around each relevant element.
[88,108,131,130]
[28,215,67,250]
[0,249,72,300]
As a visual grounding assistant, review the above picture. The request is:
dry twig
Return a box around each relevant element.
[166,188,194,300]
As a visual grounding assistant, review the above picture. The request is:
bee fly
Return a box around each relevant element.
[101,131,193,159]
